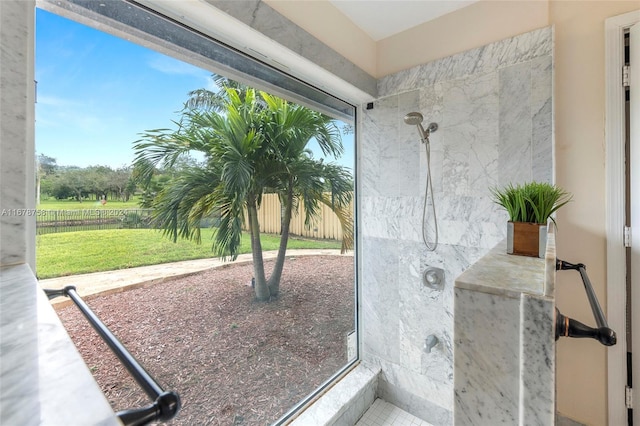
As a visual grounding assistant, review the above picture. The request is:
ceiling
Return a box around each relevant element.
[328,0,479,41]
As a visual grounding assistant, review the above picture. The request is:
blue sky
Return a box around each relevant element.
[35,8,354,171]
[36,8,213,169]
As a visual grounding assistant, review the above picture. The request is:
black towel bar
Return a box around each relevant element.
[555,260,617,346]
[44,286,181,425]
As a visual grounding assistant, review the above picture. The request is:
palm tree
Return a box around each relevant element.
[133,85,353,301]
[258,92,353,296]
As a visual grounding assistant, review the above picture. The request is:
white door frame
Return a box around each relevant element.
[606,9,640,426]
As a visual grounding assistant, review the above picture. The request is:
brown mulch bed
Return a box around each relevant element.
[55,255,355,425]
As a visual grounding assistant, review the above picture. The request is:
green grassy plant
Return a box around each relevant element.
[491,182,572,225]
[36,228,341,279]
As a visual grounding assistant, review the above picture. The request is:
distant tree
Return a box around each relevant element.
[36,154,57,204]
[52,167,86,201]
[41,164,137,202]
[85,165,112,200]
[110,166,134,201]
[124,175,137,202]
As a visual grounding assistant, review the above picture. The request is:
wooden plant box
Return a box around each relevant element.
[507,222,547,258]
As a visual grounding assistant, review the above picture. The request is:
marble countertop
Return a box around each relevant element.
[455,236,555,299]
[0,264,121,426]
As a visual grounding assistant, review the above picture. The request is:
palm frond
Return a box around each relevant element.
[211,185,246,260]
[150,167,220,241]
[319,192,354,253]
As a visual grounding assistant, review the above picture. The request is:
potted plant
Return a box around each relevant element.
[491,182,572,257]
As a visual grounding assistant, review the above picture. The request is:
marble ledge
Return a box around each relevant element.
[0,264,120,426]
[455,233,556,299]
[288,363,380,426]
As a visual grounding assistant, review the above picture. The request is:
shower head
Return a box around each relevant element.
[404,112,438,142]
[404,111,424,126]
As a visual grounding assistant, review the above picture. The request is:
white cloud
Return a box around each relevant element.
[36,95,81,107]
[147,54,209,77]
[146,53,213,91]
[36,100,106,133]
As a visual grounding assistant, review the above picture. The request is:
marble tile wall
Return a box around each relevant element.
[519,293,555,425]
[0,0,36,269]
[289,364,380,426]
[454,288,522,424]
[359,27,553,425]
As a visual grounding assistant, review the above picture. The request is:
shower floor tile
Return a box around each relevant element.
[355,399,433,426]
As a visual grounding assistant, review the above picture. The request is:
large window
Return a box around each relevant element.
[36,1,357,424]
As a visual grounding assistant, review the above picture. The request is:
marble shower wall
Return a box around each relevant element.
[0,0,35,268]
[359,27,553,425]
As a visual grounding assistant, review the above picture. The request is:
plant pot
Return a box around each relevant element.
[507,221,547,258]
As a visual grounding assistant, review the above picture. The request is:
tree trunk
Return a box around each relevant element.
[248,199,270,301]
[36,175,41,205]
[267,185,293,296]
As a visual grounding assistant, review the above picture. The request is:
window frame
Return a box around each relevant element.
[35,0,360,423]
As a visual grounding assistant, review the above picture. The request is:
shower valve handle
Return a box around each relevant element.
[555,309,616,346]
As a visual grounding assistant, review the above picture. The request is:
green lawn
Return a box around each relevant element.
[36,228,341,279]
[37,198,141,210]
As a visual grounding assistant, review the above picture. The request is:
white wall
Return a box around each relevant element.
[551,2,639,424]
[376,0,550,77]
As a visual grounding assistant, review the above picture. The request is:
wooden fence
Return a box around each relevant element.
[36,194,352,240]
[248,193,352,241]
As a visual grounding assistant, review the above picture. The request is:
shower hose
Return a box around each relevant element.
[422,140,438,251]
